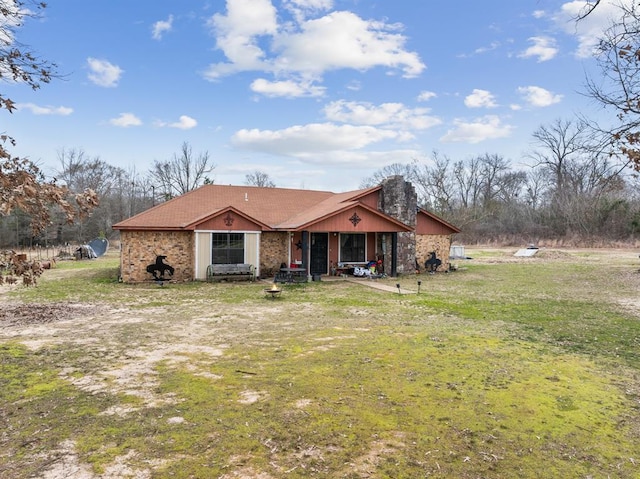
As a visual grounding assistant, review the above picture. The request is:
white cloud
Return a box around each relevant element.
[205,0,278,78]
[152,15,174,40]
[109,113,142,127]
[554,0,633,58]
[87,58,123,87]
[518,86,563,107]
[273,11,424,78]
[440,115,514,144]
[285,0,333,11]
[417,90,437,102]
[474,41,501,54]
[155,115,198,130]
[230,100,435,166]
[232,123,410,157]
[518,36,558,62]
[172,115,198,129]
[282,148,424,167]
[283,0,333,22]
[250,78,325,97]
[16,103,73,115]
[464,89,498,108]
[323,100,441,130]
[346,80,361,91]
[204,2,424,81]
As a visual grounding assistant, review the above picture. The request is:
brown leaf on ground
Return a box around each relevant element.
[0,303,97,327]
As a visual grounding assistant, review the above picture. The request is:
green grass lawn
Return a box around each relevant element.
[1,248,639,478]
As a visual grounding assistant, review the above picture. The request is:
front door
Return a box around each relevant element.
[310,233,328,274]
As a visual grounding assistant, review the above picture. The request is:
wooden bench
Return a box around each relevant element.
[206,264,255,282]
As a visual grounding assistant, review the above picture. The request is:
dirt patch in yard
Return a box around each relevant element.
[0,302,98,328]
[0,294,274,478]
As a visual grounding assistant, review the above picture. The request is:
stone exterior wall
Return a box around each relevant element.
[378,176,417,275]
[416,234,453,272]
[119,230,194,283]
[259,231,289,278]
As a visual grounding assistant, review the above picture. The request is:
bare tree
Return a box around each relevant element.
[495,170,527,204]
[477,153,512,207]
[527,119,590,199]
[57,148,118,194]
[414,151,456,214]
[575,0,601,20]
[245,170,275,188]
[55,148,137,241]
[453,156,482,209]
[523,168,549,211]
[527,118,630,236]
[150,142,215,199]
[359,162,417,189]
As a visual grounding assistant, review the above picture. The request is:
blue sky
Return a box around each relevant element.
[4,0,626,192]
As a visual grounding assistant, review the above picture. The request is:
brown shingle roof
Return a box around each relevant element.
[113,184,375,231]
[275,189,379,229]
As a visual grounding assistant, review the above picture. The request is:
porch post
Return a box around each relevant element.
[301,230,309,275]
[391,232,398,277]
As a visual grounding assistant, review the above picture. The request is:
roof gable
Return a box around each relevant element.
[279,200,411,232]
[190,206,271,231]
[417,208,461,235]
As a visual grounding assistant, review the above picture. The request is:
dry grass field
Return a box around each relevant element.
[1,246,640,478]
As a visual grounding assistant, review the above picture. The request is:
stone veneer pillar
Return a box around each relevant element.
[378,176,417,275]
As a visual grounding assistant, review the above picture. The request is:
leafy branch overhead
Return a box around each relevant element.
[0,1,98,234]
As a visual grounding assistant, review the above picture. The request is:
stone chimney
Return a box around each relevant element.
[378,176,417,275]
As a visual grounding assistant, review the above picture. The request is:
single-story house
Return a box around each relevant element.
[112,176,460,283]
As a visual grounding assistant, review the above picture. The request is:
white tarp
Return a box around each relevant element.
[514,248,539,257]
[450,245,466,259]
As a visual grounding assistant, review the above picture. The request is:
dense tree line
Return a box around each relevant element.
[0,142,217,247]
[362,118,640,245]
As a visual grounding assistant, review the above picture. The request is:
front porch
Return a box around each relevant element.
[280,230,406,281]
